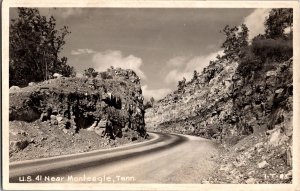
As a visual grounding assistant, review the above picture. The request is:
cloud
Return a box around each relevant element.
[164,50,224,87]
[71,48,97,55]
[164,70,190,85]
[142,85,172,101]
[167,57,187,67]
[60,8,83,19]
[243,9,271,40]
[92,50,146,79]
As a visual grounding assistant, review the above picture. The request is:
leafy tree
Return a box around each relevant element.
[177,77,186,92]
[265,8,293,39]
[150,97,155,106]
[237,9,293,77]
[221,24,249,61]
[144,101,153,109]
[192,70,198,81]
[9,8,73,87]
[238,24,249,48]
[144,97,155,109]
[84,67,98,78]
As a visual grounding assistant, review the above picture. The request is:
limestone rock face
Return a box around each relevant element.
[146,60,239,142]
[145,58,293,183]
[145,58,293,147]
[9,68,147,140]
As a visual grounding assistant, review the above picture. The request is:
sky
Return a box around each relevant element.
[10,8,271,100]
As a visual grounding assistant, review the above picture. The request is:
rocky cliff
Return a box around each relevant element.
[146,59,238,142]
[145,57,293,183]
[146,57,292,144]
[9,68,147,161]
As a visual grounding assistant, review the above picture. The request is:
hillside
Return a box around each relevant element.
[145,8,293,183]
[145,56,292,183]
[9,68,148,161]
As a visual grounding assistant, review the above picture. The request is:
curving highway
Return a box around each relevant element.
[9,132,220,183]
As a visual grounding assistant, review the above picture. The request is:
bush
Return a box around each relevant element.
[237,36,292,77]
[144,101,153,110]
[237,48,262,77]
[251,38,292,62]
[99,72,113,79]
[84,68,98,78]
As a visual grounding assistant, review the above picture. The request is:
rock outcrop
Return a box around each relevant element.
[9,68,147,161]
[146,59,239,142]
[145,57,293,183]
[146,58,292,146]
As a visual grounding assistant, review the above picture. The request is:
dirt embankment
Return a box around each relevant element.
[9,68,148,162]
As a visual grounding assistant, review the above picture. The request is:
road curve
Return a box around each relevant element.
[9,132,220,183]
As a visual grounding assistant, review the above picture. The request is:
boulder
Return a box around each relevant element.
[268,128,289,147]
[95,127,105,136]
[50,115,58,125]
[97,120,107,128]
[9,86,20,92]
[53,73,63,78]
[257,161,268,169]
[56,116,63,123]
[76,73,83,77]
[28,82,36,86]
[62,129,68,134]
[87,121,98,131]
[266,70,277,77]
[10,140,29,151]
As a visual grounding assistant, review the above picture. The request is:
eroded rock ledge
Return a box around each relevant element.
[9,68,147,161]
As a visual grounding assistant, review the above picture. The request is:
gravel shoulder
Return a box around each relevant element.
[9,120,148,162]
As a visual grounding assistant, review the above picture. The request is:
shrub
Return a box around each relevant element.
[84,68,98,78]
[237,48,262,77]
[251,38,292,62]
[144,101,153,110]
[237,36,292,77]
[99,72,113,79]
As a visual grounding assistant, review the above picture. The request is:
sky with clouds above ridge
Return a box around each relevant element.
[10,8,271,100]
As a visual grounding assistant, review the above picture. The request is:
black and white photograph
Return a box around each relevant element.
[2,1,300,190]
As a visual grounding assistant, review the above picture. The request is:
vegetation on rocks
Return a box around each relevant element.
[145,8,293,183]
[8,7,294,183]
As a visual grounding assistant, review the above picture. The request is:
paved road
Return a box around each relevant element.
[10,132,220,183]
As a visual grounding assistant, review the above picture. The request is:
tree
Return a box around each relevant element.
[192,70,198,81]
[84,67,98,78]
[221,24,249,61]
[150,97,155,106]
[144,101,153,109]
[9,8,73,86]
[177,77,186,93]
[265,8,293,39]
[144,97,155,109]
[238,24,249,48]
